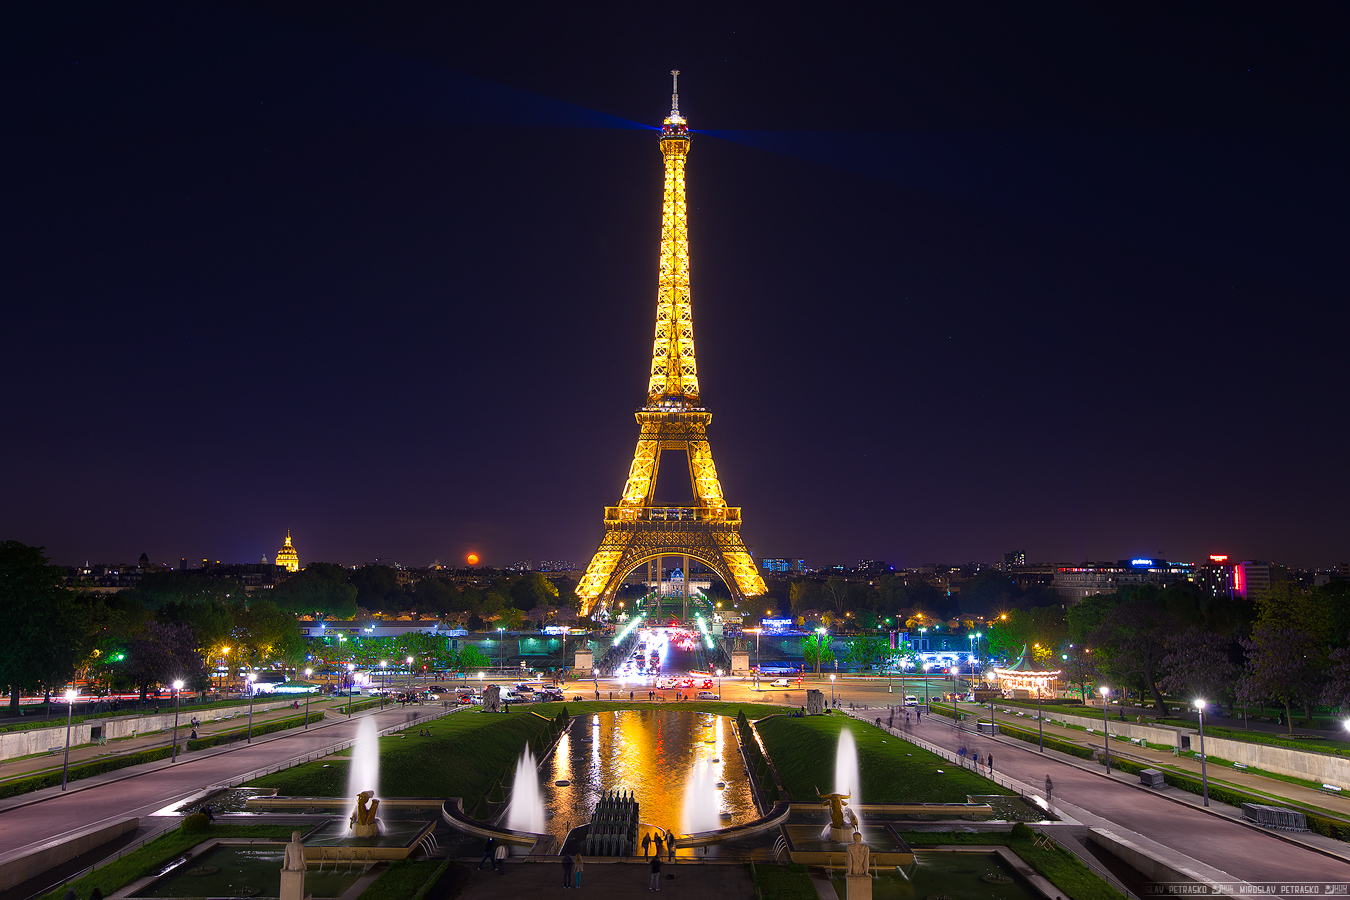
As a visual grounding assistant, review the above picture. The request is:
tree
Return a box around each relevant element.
[350,565,404,613]
[1091,587,1177,713]
[511,572,560,611]
[843,635,888,671]
[1158,627,1237,704]
[802,633,834,675]
[822,579,848,618]
[1321,647,1350,715]
[0,542,89,708]
[1238,622,1325,734]
[233,598,302,668]
[272,563,358,618]
[124,621,207,700]
[961,570,1019,616]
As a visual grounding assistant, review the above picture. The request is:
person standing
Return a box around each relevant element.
[573,852,585,888]
[649,854,662,891]
[666,830,675,862]
[561,853,573,888]
[653,831,664,861]
[480,836,496,870]
[494,842,507,874]
[1045,775,1054,810]
[988,753,994,774]
[642,832,652,859]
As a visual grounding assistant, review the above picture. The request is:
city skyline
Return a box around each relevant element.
[4,6,1346,572]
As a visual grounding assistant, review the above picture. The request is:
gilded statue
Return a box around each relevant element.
[352,790,380,827]
[816,787,851,830]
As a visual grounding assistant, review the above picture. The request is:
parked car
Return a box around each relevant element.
[904,695,920,706]
[770,678,790,688]
[696,690,717,700]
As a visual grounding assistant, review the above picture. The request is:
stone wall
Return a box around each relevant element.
[1015,707,1188,748]
[1200,735,1350,787]
[0,699,302,760]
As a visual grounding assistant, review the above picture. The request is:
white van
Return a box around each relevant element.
[904,695,919,706]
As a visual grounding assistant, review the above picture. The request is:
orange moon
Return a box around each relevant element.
[466,553,480,565]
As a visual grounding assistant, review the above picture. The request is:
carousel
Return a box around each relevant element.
[991,645,1060,699]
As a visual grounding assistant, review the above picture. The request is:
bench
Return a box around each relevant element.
[1233,763,1247,770]
[1130,738,1142,745]
[1321,784,1343,795]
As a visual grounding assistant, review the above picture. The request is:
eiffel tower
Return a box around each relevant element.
[576,72,768,617]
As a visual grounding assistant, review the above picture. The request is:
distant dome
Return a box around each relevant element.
[275,531,299,573]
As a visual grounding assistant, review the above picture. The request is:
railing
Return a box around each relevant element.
[603,506,741,525]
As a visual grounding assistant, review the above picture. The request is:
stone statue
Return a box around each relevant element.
[817,787,851,829]
[350,790,380,837]
[806,689,826,715]
[279,830,307,900]
[845,831,872,900]
[845,831,870,876]
[483,684,501,713]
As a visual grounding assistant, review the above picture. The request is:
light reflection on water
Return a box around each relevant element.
[540,710,756,841]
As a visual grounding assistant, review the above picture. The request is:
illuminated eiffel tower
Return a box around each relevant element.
[577,72,767,617]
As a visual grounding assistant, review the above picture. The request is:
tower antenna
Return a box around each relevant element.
[670,69,680,115]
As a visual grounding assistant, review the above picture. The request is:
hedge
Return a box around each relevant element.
[186,712,324,751]
[996,721,1096,760]
[1101,755,1350,841]
[0,745,173,798]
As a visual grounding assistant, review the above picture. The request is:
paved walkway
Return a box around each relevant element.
[932,701,1350,819]
[0,703,452,861]
[456,858,753,900]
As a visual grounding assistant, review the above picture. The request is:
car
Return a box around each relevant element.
[904,695,920,706]
[701,679,714,689]
[696,690,717,700]
[770,678,790,688]
[537,687,564,701]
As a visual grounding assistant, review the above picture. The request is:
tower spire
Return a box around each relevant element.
[670,69,680,116]
[650,75,697,407]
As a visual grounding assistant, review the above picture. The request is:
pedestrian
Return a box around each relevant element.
[562,853,573,888]
[189,729,198,740]
[202,805,215,823]
[630,691,634,701]
[642,832,652,859]
[479,837,496,869]
[494,842,508,873]
[653,831,664,861]
[1045,775,1054,809]
[667,830,675,862]
[917,709,922,722]
[649,854,662,891]
[574,852,585,887]
[988,753,994,773]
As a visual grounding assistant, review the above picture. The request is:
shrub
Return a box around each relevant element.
[182,813,210,832]
[1010,822,1034,839]
[0,746,174,799]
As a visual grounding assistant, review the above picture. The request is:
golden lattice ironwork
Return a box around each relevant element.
[578,73,767,616]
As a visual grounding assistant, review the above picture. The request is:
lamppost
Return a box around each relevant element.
[1037,682,1045,752]
[60,688,77,791]
[497,627,505,674]
[171,679,184,762]
[922,662,931,706]
[830,672,836,707]
[406,655,414,685]
[246,673,258,744]
[1099,686,1111,774]
[380,660,388,709]
[347,663,355,717]
[1196,699,1210,806]
[716,668,723,700]
[304,668,313,728]
[219,647,230,695]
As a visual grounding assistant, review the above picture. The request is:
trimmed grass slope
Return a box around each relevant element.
[756,713,1010,803]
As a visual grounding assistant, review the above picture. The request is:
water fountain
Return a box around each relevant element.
[506,747,546,834]
[681,758,721,835]
[347,718,381,837]
[820,727,862,842]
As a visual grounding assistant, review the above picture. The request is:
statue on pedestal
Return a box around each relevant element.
[483,684,502,713]
[845,832,873,900]
[817,788,855,842]
[806,690,826,715]
[279,830,307,900]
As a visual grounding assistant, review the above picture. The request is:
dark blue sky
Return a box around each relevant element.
[3,3,1346,570]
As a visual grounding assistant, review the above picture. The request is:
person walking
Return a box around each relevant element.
[479,837,496,870]
[1045,775,1054,810]
[649,854,662,891]
[561,853,573,888]
[574,852,585,888]
[494,842,508,874]
[666,830,675,862]
[988,753,994,774]
[642,832,652,859]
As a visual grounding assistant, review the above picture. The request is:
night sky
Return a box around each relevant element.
[4,4,1347,570]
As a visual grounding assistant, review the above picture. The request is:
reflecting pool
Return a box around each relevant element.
[829,852,1039,900]
[131,845,365,898]
[539,710,756,842]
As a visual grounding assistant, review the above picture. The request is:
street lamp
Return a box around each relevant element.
[1037,682,1045,752]
[304,668,313,728]
[716,668,723,700]
[497,627,505,674]
[171,680,184,762]
[219,647,230,695]
[380,660,388,709]
[1099,686,1111,774]
[246,673,258,744]
[830,672,836,707]
[1196,699,1210,806]
[922,663,931,706]
[60,689,77,791]
[406,655,414,684]
[347,663,355,717]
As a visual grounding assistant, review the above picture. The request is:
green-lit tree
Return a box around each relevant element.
[802,633,834,675]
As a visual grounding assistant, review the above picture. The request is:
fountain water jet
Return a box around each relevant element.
[506,747,546,834]
[820,727,862,842]
[346,718,381,835]
[681,759,721,835]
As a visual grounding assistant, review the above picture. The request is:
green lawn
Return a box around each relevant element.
[38,824,293,900]
[755,712,1009,802]
[360,858,447,900]
[899,832,1127,900]
[750,862,815,900]
[248,708,554,800]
